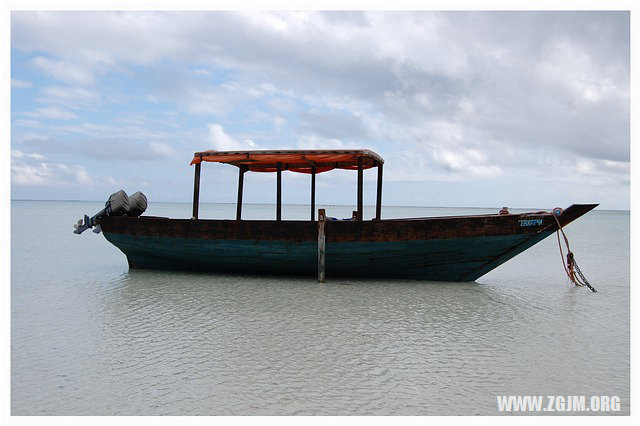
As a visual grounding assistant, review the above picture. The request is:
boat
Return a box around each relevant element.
[74,149,597,282]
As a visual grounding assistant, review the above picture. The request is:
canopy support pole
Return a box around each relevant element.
[192,162,201,219]
[318,208,326,283]
[375,162,383,220]
[311,166,316,221]
[357,157,363,221]
[236,165,246,221]
[277,162,282,221]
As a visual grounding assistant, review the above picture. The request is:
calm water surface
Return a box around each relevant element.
[11,201,630,415]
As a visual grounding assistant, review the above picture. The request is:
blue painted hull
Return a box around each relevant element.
[103,228,554,281]
[99,204,596,282]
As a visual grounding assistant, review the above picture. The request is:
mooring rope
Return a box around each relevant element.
[552,213,597,293]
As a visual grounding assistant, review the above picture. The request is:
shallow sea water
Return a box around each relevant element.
[11,201,630,415]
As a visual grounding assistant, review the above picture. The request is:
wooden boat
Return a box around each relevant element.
[89,149,597,281]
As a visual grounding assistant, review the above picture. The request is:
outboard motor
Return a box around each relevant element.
[126,191,148,217]
[106,189,130,216]
[73,190,147,234]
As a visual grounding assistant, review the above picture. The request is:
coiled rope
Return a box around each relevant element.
[552,213,596,292]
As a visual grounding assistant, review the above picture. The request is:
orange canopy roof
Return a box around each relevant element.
[190,149,384,174]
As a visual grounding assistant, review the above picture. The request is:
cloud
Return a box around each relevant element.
[38,85,101,108]
[207,124,257,151]
[295,134,362,151]
[296,111,369,140]
[149,142,175,158]
[25,138,171,162]
[11,149,45,160]
[433,148,501,177]
[49,122,169,141]
[184,88,230,115]
[14,119,42,128]
[26,107,79,120]
[11,149,92,187]
[12,79,33,88]
[32,56,95,85]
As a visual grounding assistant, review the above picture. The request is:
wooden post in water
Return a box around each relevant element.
[310,166,316,221]
[357,156,363,221]
[375,162,383,220]
[192,162,201,219]
[318,208,326,283]
[276,162,282,221]
[236,165,246,221]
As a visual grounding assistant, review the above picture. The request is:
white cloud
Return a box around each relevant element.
[193,68,211,76]
[295,135,361,150]
[433,148,501,177]
[11,149,45,160]
[32,56,95,85]
[207,124,257,151]
[535,37,628,105]
[13,11,192,72]
[185,88,229,115]
[149,142,174,158]
[14,119,42,127]
[104,175,123,186]
[19,134,177,162]
[11,79,33,88]
[39,85,101,108]
[11,150,92,187]
[27,107,79,120]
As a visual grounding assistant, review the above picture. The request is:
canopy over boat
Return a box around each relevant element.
[190,149,384,174]
[189,148,384,221]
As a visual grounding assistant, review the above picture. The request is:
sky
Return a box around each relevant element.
[9,10,631,210]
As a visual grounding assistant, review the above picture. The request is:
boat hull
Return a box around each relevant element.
[99,204,597,282]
